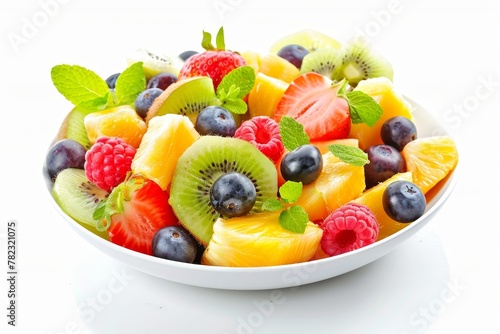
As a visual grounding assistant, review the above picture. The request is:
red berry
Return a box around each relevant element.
[319,203,379,257]
[178,27,247,89]
[179,51,246,89]
[274,72,351,141]
[104,176,179,255]
[234,116,284,163]
[84,137,136,191]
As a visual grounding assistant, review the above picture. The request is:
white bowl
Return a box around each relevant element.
[44,98,458,290]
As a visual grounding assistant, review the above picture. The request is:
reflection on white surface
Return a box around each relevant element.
[48,227,450,334]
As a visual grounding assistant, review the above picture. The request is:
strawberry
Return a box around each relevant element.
[95,175,179,255]
[178,27,246,89]
[274,72,351,141]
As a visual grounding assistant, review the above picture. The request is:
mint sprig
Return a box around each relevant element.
[279,116,310,151]
[337,80,383,126]
[263,181,309,234]
[51,62,146,111]
[216,65,255,114]
[51,64,110,110]
[114,62,147,105]
[328,144,369,166]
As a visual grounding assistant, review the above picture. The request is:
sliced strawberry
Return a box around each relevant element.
[97,175,179,255]
[274,72,351,141]
[178,27,246,89]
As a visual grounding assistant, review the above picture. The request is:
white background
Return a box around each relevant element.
[1,0,499,333]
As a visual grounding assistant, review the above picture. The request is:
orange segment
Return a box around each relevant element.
[248,73,289,118]
[349,77,413,150]
[131,114,200,190]
[401,136,458,195]
[84,105,147,148]
[352,172,413,240]
[295,151,365,222]
[201,210,323,267]
[258,53,300,83]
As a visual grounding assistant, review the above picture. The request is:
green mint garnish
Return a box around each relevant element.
[345,90,383,126]
[328,144,370,166]
[336,80,383,126]
[51,62,146,111]
[51,64,110,110]
[263,180,309,234]
[279,205,309,234]
[279,116,310,151]
[279,180,303,204]
[216,65,255,114]
[261,198,284,212]
[113,62,146,105]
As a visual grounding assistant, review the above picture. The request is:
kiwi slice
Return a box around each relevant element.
[52,168,109,239]
[127,48,183,79]
[270,29,342,53]
[169,136,278,245]
[300,48,342,79]
[146,76,219,124]
[333,36,394,87]
[54,107,92,149]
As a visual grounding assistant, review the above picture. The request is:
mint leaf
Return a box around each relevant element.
[51,64,110,110]
[279,181,303,204]
[216,66,255,114]
[328,144,369,166]
[279,206,308,233]
[217,66,256,99]
[262,198,284,211]
[114,62,146,105]
[279,116,310,151]
[221,98,248,114]
[345,90,383,126]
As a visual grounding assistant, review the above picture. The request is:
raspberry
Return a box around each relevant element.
[84,137,136,191]
[319,203,379,257]
[234,116,284,162]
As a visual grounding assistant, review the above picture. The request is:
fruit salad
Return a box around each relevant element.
[45,27,459,267]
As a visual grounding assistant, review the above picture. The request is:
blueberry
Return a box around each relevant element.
[134,88,163,119]
[210,172,256,218]
[195,106,236,137]
[147,72,178,90]
[152,226,198,263]
[45,139,87,180]
[105,73,120,89]
[381,116,417,151]
[277,44,309,69]
[364,144,406,189]
[383,180,426,223]
[280,144,323,185]
[178,50,198,61]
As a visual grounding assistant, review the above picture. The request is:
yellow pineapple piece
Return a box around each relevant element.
[258,54,301,83]
[349,77,414,150]
[201,210,323,267]
[240,50,262,75]
[248,73,289,118]
[352,172,413,241]
[131,114,199,190]
[84,105,147,148]
[295,151,365,222]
